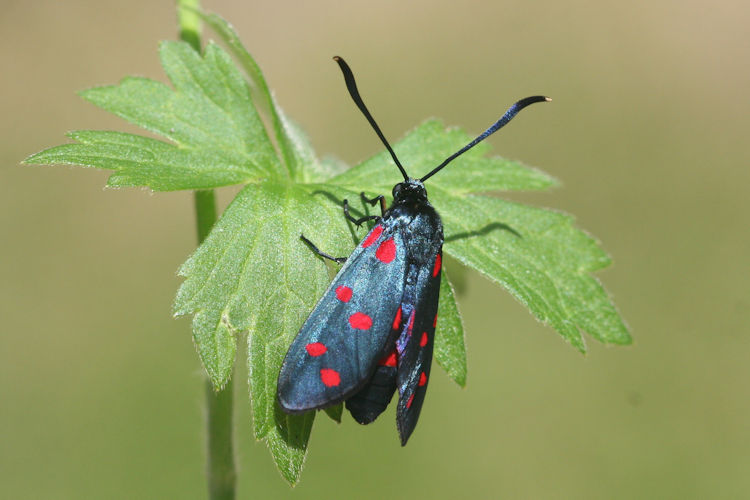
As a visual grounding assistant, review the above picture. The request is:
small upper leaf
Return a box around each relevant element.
[196,11,303,179]
[25,41,281,190]
[27,130,262,190]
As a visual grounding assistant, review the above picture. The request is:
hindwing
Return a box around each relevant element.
[395,249,442,444]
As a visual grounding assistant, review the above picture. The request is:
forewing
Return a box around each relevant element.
[396,250,443,445]
[277,222,407,412]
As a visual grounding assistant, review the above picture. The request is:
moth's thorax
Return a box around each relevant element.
[391,178,429,208]
[385,178,443,264]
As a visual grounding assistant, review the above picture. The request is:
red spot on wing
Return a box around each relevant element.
[320,368,340,387]
[349,312,373,330]
[375,238,396,263]
[392,306,402,330]
[420,331,428,347]
[406,394,414,409]
[335,285,352,302]
[433,313,438,328]
[362,225,383,248]
[432,253,442,277]
[419,372,427,386]
[378,350,397,367]
[305,342,327,356]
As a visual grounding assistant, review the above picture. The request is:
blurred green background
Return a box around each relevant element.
[2,0,748,498]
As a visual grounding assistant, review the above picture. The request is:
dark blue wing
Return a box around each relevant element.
[396,250,442,445]
[277,222,407,412]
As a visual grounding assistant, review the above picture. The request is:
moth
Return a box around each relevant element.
[277,56,548,444]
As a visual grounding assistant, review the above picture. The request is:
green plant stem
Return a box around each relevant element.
[205,377,236,499]
[177,0,202,52]
[178,2,236,498]
[193,189,217,242]
[195,191,235,500]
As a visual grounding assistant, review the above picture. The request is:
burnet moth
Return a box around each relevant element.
[277,56,548,445]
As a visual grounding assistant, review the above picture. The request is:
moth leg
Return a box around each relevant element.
[300,234,346,264]
[360,192,386,216]
[343,199,380,227]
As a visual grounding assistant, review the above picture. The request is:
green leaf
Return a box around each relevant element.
[266,404,314,485]
[25,41,281,190]
[198,11,301,178]
[198,10,345,183]
[435,270,467,387]
[323,403,344,423]
[26,131,262,190]
[434,190,630,350]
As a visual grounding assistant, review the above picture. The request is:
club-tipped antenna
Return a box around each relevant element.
[334,56,409,181]
[420,95,550,182]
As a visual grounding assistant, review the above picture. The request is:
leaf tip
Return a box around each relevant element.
[612,330,634,346]
[569,332,588,355]
[21,148,56,166]
[205,357,234,391]
[19,154,35,165]
[75,86,97,100]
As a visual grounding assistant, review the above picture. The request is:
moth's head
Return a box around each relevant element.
[392,178,428,204]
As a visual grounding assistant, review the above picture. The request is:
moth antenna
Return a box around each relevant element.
[420,95,550,182]
[334,56,409,181]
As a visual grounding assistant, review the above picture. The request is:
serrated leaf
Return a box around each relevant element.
[433,190,630,350]
[267,404,314,485]
[198,10,345,184]
[434,271,467,387]
[198,11,302,178]
[25,131,262,190]
[276,106,344,183]
[25,41,281,190]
